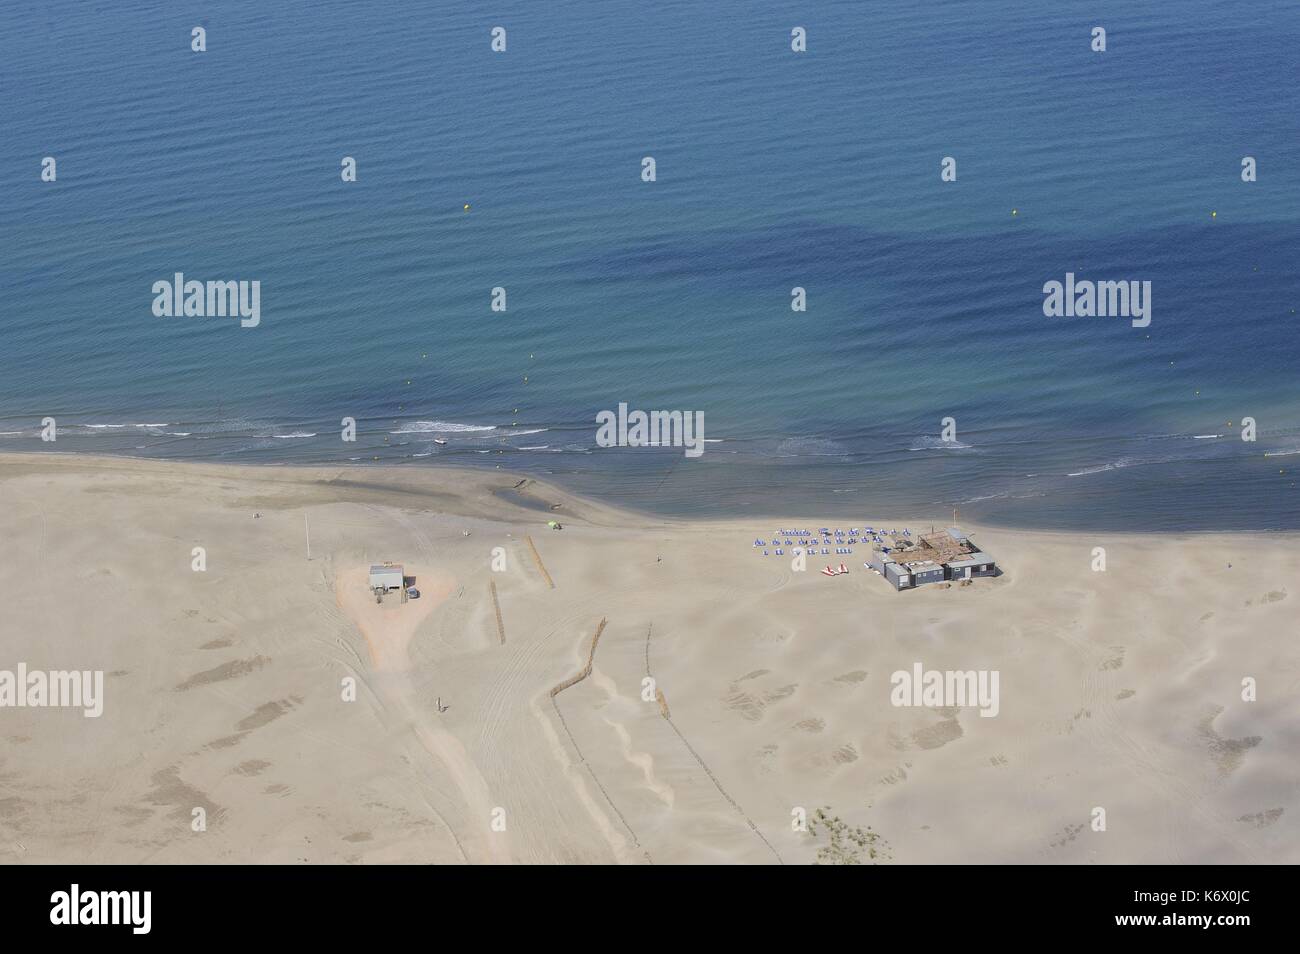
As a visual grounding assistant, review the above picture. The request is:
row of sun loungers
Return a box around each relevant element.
[759,547,853,556]
[754,526,912,554]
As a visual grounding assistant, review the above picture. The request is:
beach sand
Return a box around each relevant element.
[0,452,1295,864]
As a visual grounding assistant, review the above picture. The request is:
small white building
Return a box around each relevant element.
[369,564,404,592]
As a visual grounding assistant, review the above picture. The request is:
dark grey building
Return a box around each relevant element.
[945,552,996,580]
[883,561,912,590]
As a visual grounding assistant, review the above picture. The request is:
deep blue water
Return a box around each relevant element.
[3,0,1299,529]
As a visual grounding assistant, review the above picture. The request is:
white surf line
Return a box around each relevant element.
[645,622,785,864]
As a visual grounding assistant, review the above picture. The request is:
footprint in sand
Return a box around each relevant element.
[1197,706,1262,776]
[1237,808,1283,829]
[723,675,796,722]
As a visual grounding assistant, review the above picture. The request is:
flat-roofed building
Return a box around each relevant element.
[873,527,997,590]
[945,552,996,580]
[369,564,404,592]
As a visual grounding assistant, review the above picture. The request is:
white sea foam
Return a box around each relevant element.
[962,491,1010,503]
[274,432,316,439]
[1067,462,1120,477]
[391,420,497,435]
[909,435,972,451]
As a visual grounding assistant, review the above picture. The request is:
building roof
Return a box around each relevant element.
[946,552,993,569]
[369,564,404,575]
[947,527,969,542]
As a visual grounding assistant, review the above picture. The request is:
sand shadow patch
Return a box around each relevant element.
[723,676,797,722]
[1197,706,1262,776]
[1237,808,1283,828]
[174,656,269,691]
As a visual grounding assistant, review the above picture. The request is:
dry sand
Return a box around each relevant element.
[0,452,1296,864]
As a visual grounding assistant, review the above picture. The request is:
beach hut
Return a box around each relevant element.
[884,563,913,590]
[944,552,996,580]
[908,562,946,586]
[369,564,404,592]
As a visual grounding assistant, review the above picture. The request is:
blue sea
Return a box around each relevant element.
[4,0,1299,530]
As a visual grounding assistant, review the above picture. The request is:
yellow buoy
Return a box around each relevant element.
[464,203,471,212]
[1011,209,1018,216]
[1211,211,1217,218]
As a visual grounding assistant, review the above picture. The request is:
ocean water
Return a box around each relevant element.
[3,0,1299,530]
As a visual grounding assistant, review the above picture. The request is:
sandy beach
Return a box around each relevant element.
[0,452,1295,864]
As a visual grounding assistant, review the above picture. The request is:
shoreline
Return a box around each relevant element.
[3,450,1297,540]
